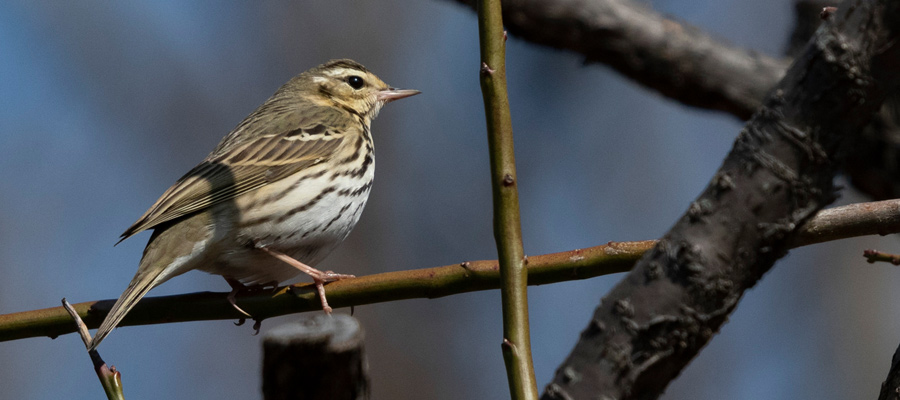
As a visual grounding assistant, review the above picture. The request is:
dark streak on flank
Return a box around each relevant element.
[241,186,337,226]
[245,169,329,209]
[274,186,337,224]
[338,180,372,197]
[352,202,365,217]
[321,203,353,232]
[334,153,373,179]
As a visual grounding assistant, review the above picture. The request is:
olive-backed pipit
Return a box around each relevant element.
[88,59,419,350]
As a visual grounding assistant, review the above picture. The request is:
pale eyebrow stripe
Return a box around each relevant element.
[321,68,364,77]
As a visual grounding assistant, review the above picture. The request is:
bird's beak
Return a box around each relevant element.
[377,88,421,103]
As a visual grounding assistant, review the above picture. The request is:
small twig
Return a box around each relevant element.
[62,299,93,347]
[62,299,125,400]
[864,249,900,265]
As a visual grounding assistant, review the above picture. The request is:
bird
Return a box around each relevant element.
[88,59,419,350]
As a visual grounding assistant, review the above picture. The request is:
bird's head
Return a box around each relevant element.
[292,59,419,119]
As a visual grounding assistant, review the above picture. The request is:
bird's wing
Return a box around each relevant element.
[119,113,351,242]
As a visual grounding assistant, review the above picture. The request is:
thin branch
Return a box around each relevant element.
[1,241,646,343]
[477,0,538,398]
[790,199,900,247]
[2,199,900,343]
[61,299,124,400]
[62,299,93,347]
[541,0,900,398]
[863,249,900,265]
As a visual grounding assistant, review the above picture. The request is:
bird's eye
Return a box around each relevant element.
[347,75,365,89]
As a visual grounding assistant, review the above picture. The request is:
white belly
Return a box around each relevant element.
[199,161,374,285]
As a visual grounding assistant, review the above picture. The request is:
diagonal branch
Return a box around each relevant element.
[61,299,124,400]
[448,0,900,202]
[541,1,900,398]
[3,199,900,343]
[451,0,788,119]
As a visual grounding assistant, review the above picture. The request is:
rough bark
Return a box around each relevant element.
[790,0,900,201]
[879,342,900,400]
[454,0,787,119]
[450,0,900,201]
[541,1,900,398]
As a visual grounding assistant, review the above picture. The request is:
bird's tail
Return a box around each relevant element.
[88,268,164,351]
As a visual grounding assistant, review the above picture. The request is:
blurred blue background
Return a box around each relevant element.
[1,1,898,399]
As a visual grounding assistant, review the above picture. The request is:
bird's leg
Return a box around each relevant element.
[224,277,253,319]
[255,245,354,314]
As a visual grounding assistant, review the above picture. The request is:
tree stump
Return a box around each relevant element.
[262,314,368,400]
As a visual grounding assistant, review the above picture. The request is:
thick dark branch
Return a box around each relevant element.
[878,342,900,400]
[542,1,900,399]
[790,1,900,202]
[449,0,900,201]
[453,0,788,119]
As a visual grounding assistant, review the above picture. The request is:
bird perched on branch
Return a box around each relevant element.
[89,59,419,350]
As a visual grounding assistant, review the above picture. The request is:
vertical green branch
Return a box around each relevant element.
[476,1,538,399]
